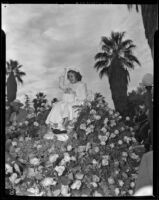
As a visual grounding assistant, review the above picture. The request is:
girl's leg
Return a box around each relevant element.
[63,117,69,129]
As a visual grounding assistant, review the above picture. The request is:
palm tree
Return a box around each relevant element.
[127,4,158,59]
[6,59,26,104]
[94,31,141,115]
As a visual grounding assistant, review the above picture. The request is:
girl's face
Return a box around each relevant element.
[68,72,77,84]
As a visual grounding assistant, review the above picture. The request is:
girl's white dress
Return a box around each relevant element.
[45,75,87,130]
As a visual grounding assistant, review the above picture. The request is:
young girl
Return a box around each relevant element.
[45,67,88,133]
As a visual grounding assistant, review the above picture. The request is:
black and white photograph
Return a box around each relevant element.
[2,3,158,197]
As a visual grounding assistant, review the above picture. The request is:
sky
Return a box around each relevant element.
[2,4,153,108]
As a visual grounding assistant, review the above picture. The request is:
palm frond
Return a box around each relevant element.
[94,52,111,60]
[101,36,114,48]
[16,75,23,84]
[99,67,109,79]
[127,4,139,12]
[119,57,135,70]
[120,39,133,49]
[16,71,26,76]
[94,60,110,71]
[124,54,141,66]
[17,65,23,69]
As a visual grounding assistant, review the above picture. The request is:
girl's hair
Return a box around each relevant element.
[67,70,82,82]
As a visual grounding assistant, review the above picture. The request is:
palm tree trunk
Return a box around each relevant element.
[108,59,128,116]
[6,71,17,104]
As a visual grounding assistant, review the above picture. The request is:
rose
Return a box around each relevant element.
[55,166,65,176]
[101,127,107,133]
[94,115,101,120]
[101,141,106,146]
[94,191,102,196]
[90,182,98,188]
[126,116,130,121]
[120,127,125,131]
[5,164,13,174]
[118,140,123,145]
[49,154,59,163]
[110,133,116,138]
[67,145,72,151]
[80,123,86,130]
[71,180,82,190]
[92,159,98,165]
[75,173,84,180]
[122,152,128,157]
[9,173,18,184]
[104,118,108,125]
[114,130,119,135]
[130,182,135,188]
[115,188,120,196]
[92,175,100,182]
[12,141,17,146]
[41,177,56,187]
[24,121,29,125]
[63,153,71,162]
[109,110,113,115]
[30,158,40,166]
[110,143,115,148]
[90,109,96,115]
[108,177,115,184]
[18,122,23,126]
[86,119,91,124]
[115,170,119,175]
[128,190,134,195]
[94,146,99,153]
[118,180,124,187]
[61,185,70,196]
[33,121,39,126]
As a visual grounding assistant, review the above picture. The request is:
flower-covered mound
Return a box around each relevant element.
[5,93,145,196]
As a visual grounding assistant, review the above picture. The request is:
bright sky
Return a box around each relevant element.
[2,4,153,108]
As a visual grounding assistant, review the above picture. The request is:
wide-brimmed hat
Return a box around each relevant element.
[10,99,23,107]
[139,73,153,87]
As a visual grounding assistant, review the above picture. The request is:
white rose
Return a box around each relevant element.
[93,175,100,182]
[90,182,98,188]
[86,119,91,124]
[63,153,71,162]
[94,146,100,153]
[95,115,101,120]
[75,173,84,180]
[115,170,119,175]
[41,177,56,187]
[61,185,70,196]
[55,166,65,176]
[9,173,18,184]
[130,182,135,188]
[110,133,116,138]
[80,123,86,130]
[19,136,24,142]
[102,159,109,166]
[92,159,98,165]
[94,191,103,196]
[5,163,13,174]
[12,141,17,146]
[121,127,125,131]
[24,121,29,125]
[104,118,108,125]
[126,116,130,121]
[114,130,119,135]
[18,122,23,126]
[118,180,124,187]
[67,145,72,151]
[122,152,128,157]
[101,141,106,146]
[108,177,114,184]
[110,143,115,148]
[70,156,76,161]
[49,154,59,163]
[128,190,134,195]
[33,121,39,126]
[115,188,120,196]
[30,158,40,166]
[71,180,82,190]
[118,140,123,145]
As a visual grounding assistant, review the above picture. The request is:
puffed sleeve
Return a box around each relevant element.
[75,82,87,104]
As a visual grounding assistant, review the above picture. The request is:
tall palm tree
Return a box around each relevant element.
[94,31,141,115]
[6,59,26,104]
[127,4,158,59]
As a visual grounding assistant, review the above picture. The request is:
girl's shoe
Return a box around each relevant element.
[52,128,67,134]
